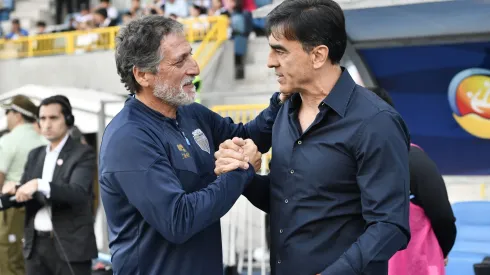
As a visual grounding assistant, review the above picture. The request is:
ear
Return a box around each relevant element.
[310,45,329,69]
[133,66,155,90]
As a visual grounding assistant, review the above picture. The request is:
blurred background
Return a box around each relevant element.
[1,0,490,274]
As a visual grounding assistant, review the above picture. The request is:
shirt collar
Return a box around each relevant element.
[288,67,357,117]
[46,133,69,153]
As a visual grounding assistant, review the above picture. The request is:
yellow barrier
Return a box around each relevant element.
[211,104,272,172]
[0,16,229,69]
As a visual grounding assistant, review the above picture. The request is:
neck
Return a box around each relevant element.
[299,65,342,110]
[136,90,178,119]
[49,133,67,151]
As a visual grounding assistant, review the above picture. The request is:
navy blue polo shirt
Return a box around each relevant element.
[244,69,411,275]
[99,94,280,275]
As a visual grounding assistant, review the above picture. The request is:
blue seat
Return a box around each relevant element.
[446,201,490,275]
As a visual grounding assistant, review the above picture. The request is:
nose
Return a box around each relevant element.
[267,50,278,68]
[187,57,200,76]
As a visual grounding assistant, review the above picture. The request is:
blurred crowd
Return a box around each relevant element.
[0,0,270,78]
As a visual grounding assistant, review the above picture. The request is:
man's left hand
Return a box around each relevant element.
[15,179,38,202]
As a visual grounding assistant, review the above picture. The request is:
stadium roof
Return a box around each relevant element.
[254,0,490,48]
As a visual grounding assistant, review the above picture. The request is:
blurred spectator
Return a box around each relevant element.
[75,4,93,23]
[128,0,143,18]
[189,4,208,30]
[121,11,133,24]
[164,0,188,18]
[98,0,118,20]
[35,21,47,34]
[5,18,28,39]
[208,0,227,16]
[0,0,13,22]
[94,8,117,27]
[192,0,211,9]
[55,0,74,24]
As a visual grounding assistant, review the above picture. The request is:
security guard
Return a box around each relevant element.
[0,95,47,275]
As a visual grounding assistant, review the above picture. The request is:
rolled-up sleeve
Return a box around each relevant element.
[321,110,411,275]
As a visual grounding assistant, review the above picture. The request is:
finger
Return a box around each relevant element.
[220,139,243,153]
[219,149,248,161]
[218,160,249,174]
[232,137,246,146]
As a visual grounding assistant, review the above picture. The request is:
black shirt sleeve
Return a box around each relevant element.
[409,146,457,258]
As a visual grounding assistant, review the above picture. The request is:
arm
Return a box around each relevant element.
[409,147,456,257]
[321,111,411,275]
[101,125,256,244]
[243,174,270,213]
[0,137,14,188]
[207,92,282,153]
[47,148,96,204]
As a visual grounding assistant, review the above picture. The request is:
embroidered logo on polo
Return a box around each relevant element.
[192,129,210,154]
[177,144,191,159]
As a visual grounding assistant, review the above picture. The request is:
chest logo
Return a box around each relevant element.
[192,129,210,154]
[177,144,191,159]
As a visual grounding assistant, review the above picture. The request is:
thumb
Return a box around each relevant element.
[232,137,246,146]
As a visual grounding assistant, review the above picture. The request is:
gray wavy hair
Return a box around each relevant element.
[115,15,184,94]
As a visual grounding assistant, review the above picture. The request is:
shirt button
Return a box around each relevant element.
[284,199,288,204]
[279,229,283,233]
[277,260,281,264]
[297,140,302,145]
[290,169,294,174]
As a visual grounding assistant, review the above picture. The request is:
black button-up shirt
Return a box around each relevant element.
[244,69,411,275]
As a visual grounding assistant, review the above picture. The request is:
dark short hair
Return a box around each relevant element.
[115,15,184,94]
[265,0,347,64]
[38,95,73,120]
[95,8,108,19]
[371,87,395,107]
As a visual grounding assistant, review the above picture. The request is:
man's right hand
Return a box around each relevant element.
[2,181,17,195]
[214,138,262,175]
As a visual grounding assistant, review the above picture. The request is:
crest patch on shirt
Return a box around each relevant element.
[192,129,210,154]
[177,144,191,159]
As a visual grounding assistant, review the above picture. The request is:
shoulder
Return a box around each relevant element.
[100,123,164,173]
[350,85,400,119]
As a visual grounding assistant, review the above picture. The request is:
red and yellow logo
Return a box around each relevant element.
[448,68,490,139]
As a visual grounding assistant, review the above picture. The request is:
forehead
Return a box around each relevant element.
[39,104,63,115]
[161,33,191,58]
[268,34,302,51]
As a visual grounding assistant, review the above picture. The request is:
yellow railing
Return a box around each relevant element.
[211,104,272,172]
[0,16,229,69]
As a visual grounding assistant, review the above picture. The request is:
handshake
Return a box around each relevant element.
[214,137,262,176]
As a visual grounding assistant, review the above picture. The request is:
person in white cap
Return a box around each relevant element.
[0,94,47,275]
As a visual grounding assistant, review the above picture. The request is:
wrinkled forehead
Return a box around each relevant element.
[161,32,192,59]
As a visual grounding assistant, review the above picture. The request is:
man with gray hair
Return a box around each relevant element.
[99,15,287,275]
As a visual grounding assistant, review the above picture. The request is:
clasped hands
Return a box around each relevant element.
[1,179,39,202]
[214,137,262,175]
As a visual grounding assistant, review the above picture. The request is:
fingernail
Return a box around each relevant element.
[244,163,249,169]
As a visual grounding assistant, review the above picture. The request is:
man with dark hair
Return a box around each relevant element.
[100,15,288,275]
[0,95,46,275]
[1,95,98,275]
[215,1,411,274]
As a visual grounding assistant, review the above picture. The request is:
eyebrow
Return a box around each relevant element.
[269,43,288,52]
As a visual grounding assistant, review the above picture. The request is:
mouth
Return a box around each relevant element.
[275,73,284,82]
[182,79,195,89]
